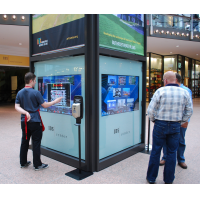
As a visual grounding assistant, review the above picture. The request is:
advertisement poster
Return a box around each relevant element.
[99,14,144,56]
[32,14,85,55]
[38,74,81,115]
[101,74,139,116]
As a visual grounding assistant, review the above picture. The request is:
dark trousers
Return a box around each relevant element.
[20,122,43,167]
[147,120,180,183]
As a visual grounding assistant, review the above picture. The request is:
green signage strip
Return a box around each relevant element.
[99,14,144,56]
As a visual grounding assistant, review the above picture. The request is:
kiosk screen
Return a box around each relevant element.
[102,74,139,116]
[38,74,81,115]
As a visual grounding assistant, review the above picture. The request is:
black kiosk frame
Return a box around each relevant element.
[29,14,147,173]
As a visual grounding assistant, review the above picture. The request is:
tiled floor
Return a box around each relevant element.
[0,98,200,184]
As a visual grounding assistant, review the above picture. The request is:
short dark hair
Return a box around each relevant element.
[24,72,36,84]
[175,73,181,83]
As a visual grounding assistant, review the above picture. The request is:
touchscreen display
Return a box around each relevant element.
[102,74,139,116]
[38,74,81,115]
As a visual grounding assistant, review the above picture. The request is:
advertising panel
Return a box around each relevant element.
[101,74,139,116]
[32,14,85,56]
[38,74,81,115]
[99,14,144,56]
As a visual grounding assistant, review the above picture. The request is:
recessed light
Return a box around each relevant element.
[181,33,184,36]
[195,35,199,38]
[170,52,173,54]
[155,29,159,33]
[19,43,22,46]
[197,54,199,56]
[161,30,164,34]
[166,31,169,34]
[176,32,179,35]
[3,14,7,19]
[21,16,25,20]
[186,33,189,36]
[171,32,174,35]
[12,15,16,20]
[176,45,179,47]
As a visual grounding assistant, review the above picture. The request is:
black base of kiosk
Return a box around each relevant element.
[65,123,93,181]
[65,169,93,181]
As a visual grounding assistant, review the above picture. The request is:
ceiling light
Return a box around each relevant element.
[195,35,199,38]
[166,31,169,34]
[176,32,179,35]
[21,16,25,20]
[170,52,173,54]
[3,14,7,19]
[176,45,179,47]
[155,29,159,33]
[186,33,189,37]
[12,15,16,20]
[171,32,174,35]
[161,30,164,34]
[197,54,199,56]
[19,43,22,46]
[181,33,185,36]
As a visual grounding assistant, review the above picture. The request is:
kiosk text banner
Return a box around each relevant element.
[99,14,144,56]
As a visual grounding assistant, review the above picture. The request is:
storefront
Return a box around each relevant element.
[146,53,200,101]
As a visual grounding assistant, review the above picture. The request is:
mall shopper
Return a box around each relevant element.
[160,73,193,169]
[15,72,62,171]
[146,71,193,184]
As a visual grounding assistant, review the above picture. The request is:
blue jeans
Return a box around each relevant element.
[147,120,180,183]
[162,127,187,163]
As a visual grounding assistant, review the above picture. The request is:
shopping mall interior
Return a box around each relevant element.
[0,14,200,190]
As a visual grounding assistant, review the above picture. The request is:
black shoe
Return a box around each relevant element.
[165,182,173,184]
[146,177,155,184]
[34,163,49,171]
[21,161,31,168]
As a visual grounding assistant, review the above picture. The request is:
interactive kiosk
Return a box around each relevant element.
[29,14,147,173]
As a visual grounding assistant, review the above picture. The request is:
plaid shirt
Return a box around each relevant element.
[147,84,193,124]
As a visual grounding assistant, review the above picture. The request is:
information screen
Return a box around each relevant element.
[47,83,70,107]
[102,74,139,116]
[38,74,81,115]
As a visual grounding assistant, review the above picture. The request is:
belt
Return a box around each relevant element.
[24,109,45,140]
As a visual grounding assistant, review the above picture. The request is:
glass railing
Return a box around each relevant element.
[148,14,200,33]
[151,14,191,30]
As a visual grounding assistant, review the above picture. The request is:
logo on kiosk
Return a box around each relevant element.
[48,126,54,131]
[37,38,48,47]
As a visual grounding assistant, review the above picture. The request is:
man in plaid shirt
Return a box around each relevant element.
[146,71,193,184]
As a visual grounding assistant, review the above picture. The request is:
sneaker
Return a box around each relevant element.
[21,161,31,168]
[34,163,49,171]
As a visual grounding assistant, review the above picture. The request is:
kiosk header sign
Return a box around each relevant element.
[99,14,144,56]
[32,14,85,56]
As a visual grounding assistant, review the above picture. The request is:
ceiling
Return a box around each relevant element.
[0,24,29,57]
[0,24,199,61]
[147,36,200,61]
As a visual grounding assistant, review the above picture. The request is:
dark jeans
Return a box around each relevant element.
[147,120,180,183]
[162,127,187,163]
[20,122,43,167]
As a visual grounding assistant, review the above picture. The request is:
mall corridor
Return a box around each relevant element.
[0,98,200,184]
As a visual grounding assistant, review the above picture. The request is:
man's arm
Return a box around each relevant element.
[182,92,193,124]
[147,91,159,122]
[15,104,31,122]
[41,97,63,108]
